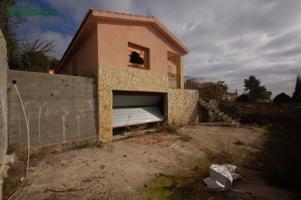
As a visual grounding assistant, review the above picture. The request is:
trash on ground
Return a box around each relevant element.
[204,164,241,191]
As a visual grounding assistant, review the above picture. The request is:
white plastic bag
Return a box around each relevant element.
[204,164,241,191]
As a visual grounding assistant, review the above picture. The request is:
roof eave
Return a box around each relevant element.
[55,10,189,73]
[54,9,93,73]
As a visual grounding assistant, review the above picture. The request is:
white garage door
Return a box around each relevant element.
[112,93,165,128]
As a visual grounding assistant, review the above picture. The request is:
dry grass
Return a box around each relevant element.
[205,138,248,167]
[142,137,253,200]
[234,140,245,145]
[166,125,178,134]
[141,159,211,200]
[3,151,26,199]
[3,138,103,199]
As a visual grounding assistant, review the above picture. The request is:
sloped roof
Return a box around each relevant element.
[55,10,189,72]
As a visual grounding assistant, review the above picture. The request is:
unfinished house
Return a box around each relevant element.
[55,10,199,141]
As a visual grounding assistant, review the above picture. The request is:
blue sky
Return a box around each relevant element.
[14,0,301,96]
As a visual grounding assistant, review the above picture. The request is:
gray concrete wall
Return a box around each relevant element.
[0,30,8,160]
[7,70,98,149]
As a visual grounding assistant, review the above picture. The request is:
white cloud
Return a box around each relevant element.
[35,31,72,58]
[16,0,301,96]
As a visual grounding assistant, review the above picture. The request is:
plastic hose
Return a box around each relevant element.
[8,82,30,200]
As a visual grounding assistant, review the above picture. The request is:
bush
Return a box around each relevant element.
[237,94,250,102]
[244,76,272,102]
[273,92,292,103]
[260,111,301,196]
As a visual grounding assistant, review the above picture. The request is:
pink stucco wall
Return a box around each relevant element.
[97,21,182,75]
[60,25,98,77]
[58,13,186,78]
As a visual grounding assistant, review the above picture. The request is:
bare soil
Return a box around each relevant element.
[6,124,297,200]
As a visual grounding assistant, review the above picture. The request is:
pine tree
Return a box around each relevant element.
[292,75,301,103]
[243,75,272,102]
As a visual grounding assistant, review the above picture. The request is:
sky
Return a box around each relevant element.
[15,0,301,96]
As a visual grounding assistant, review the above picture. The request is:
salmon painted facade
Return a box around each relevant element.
[55,10,198,141]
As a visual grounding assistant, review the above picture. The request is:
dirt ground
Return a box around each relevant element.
[8,124,297,200]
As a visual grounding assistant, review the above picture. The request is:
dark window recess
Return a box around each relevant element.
[129,52,144,65]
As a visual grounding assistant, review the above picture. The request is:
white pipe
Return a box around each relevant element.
[8,83,30,200]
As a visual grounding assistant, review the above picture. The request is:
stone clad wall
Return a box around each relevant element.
[98,65,169,141]
[97,64,199,141]
[168,89,199,126]
[7,70,98,149]
[0,30,8,160]
[98,65,169,92]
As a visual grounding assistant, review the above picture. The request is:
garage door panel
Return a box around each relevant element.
[113,95,161,107]
[113,92,165,128]
[112,106,164,128]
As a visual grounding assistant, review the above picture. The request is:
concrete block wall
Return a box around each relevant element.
[168,89,199,126]
[0,30,8,160]
[7,70,98,149]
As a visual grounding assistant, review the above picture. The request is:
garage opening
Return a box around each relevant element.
[112,91,166,135]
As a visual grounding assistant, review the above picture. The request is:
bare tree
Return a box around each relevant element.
[18,39,57,72]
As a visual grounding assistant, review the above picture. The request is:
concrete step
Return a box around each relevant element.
[199,99,240,126]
